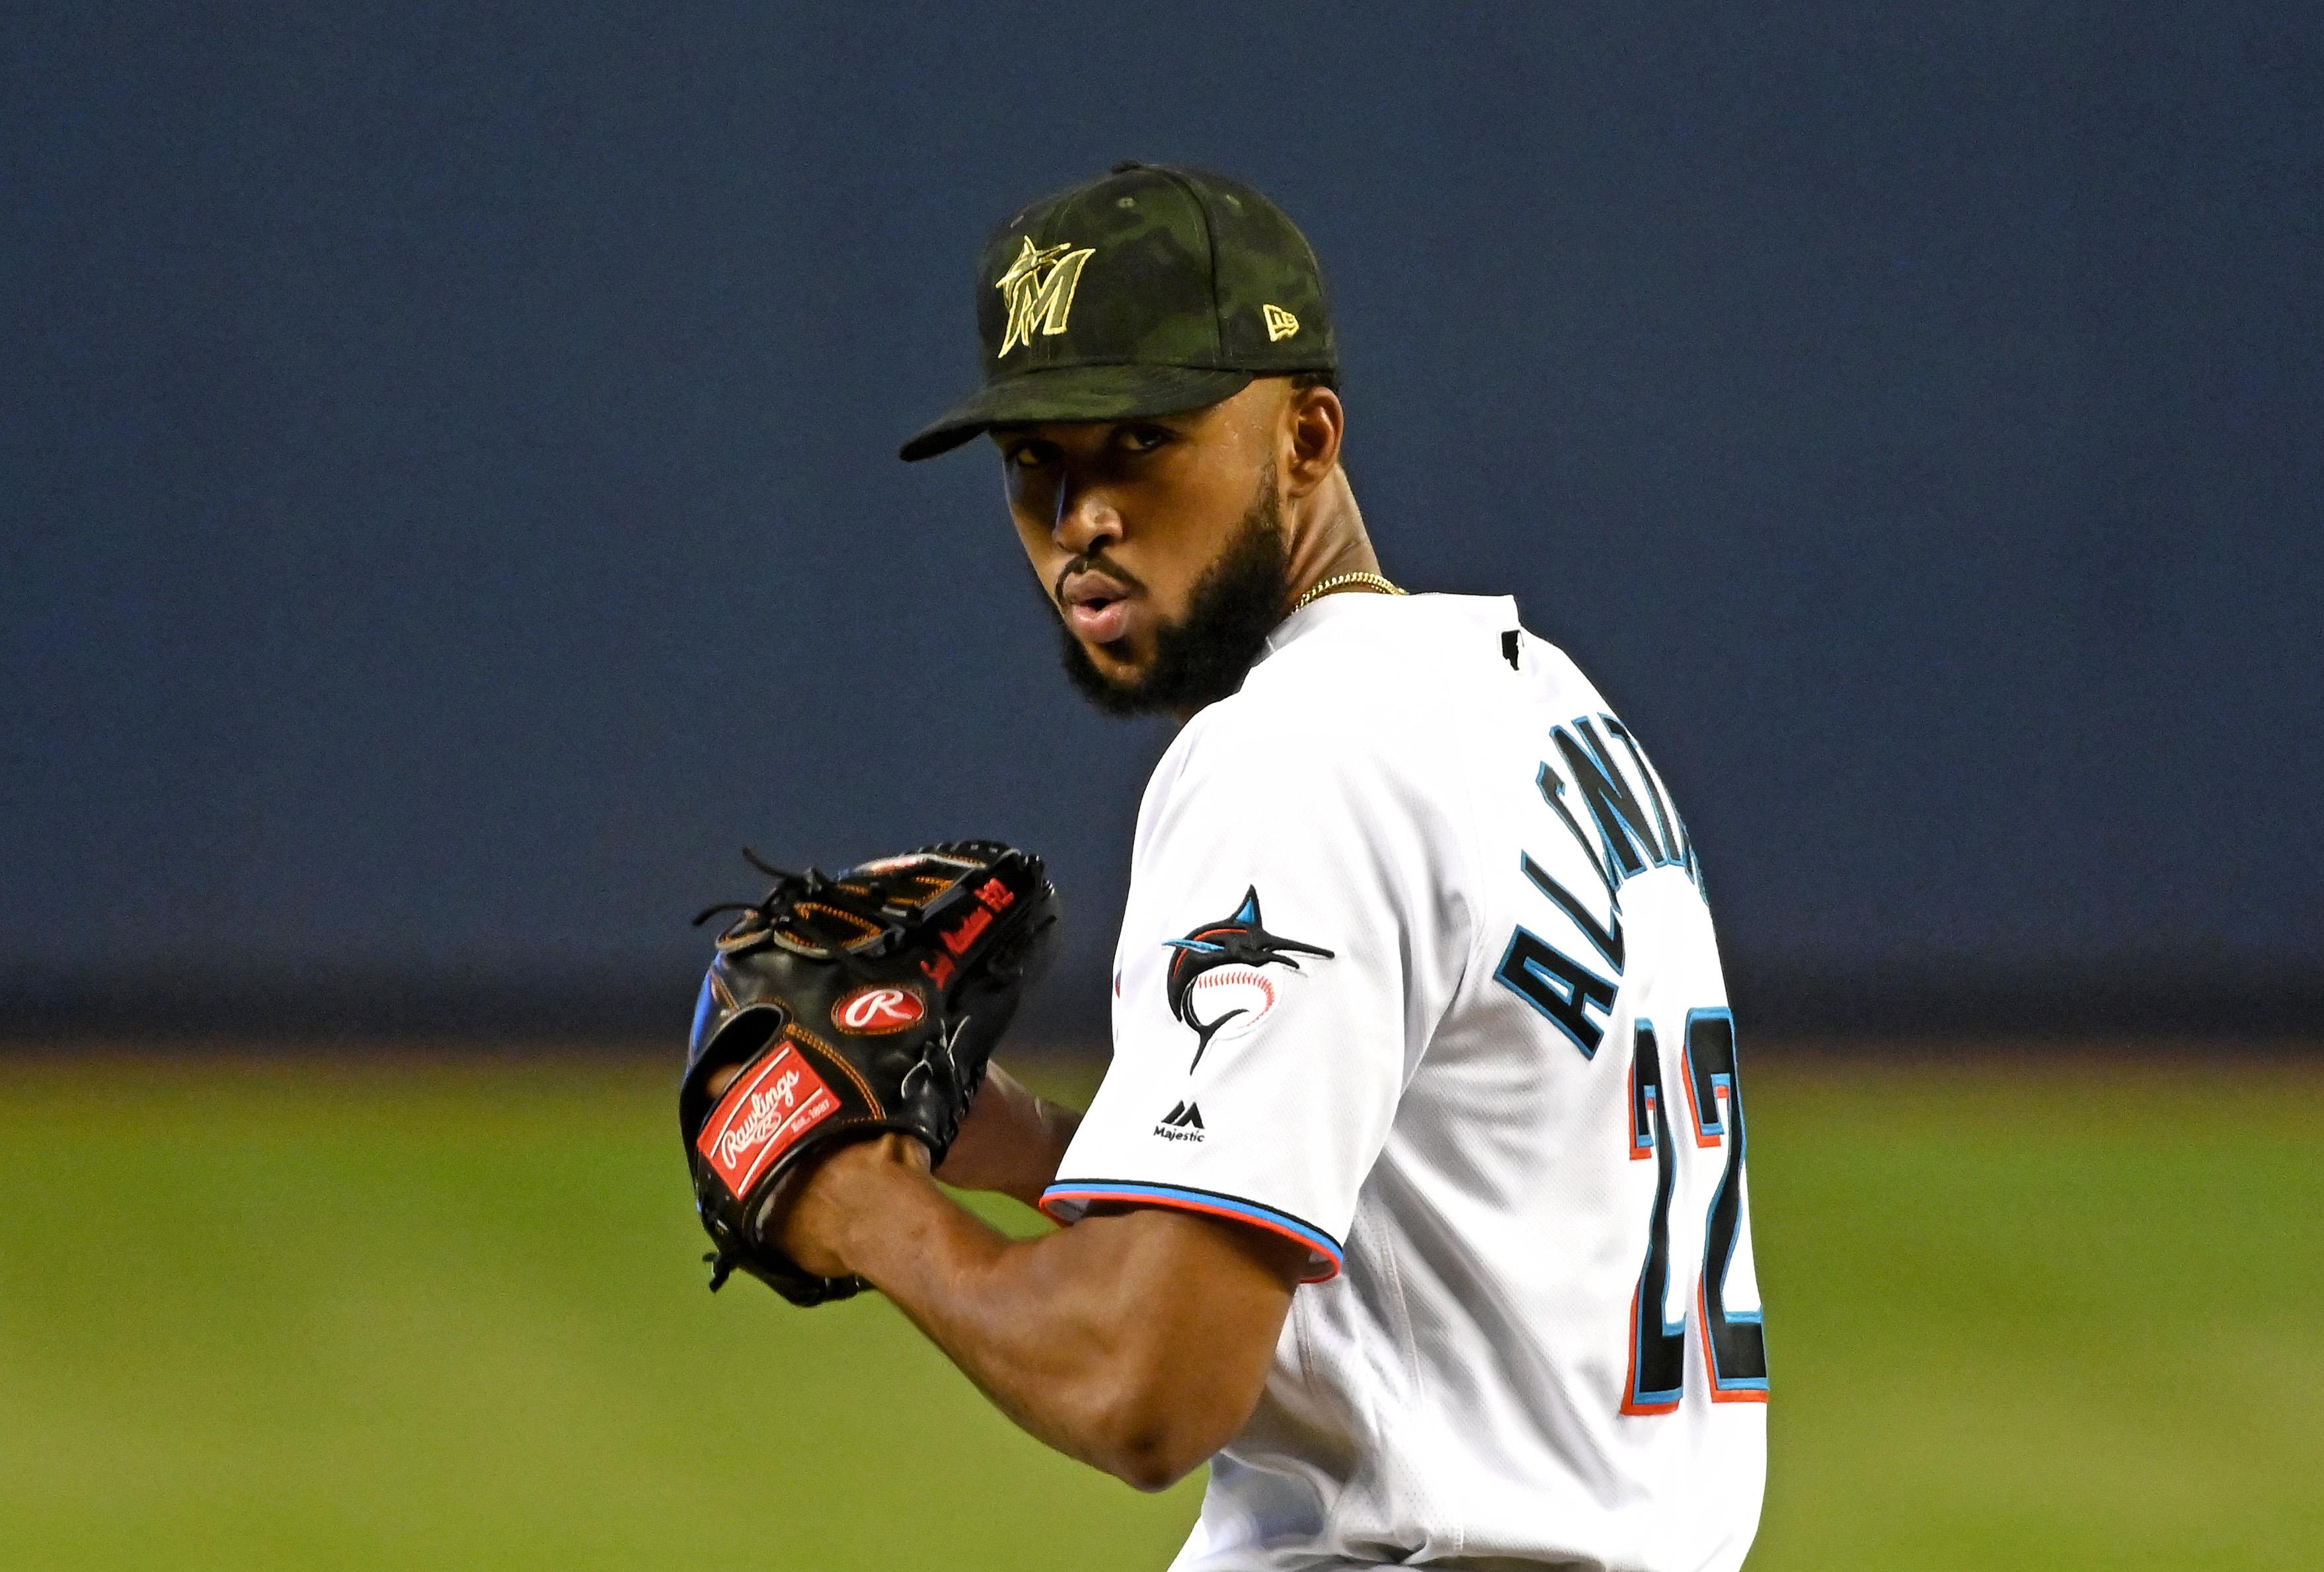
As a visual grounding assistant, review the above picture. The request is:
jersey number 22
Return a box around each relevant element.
[1623,1008,1768,1413]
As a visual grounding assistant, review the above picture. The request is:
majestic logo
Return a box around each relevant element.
[1153,1100,1205,1142]
[1163,887,1333,1071]
[996,236,1096,356]
[696,1044,840,1199]
[1262,303,1299,342]
[832,984,925,1035]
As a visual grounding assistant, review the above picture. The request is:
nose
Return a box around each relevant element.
[1051,473,1123,558]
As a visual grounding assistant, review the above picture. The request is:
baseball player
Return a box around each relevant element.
[765,163,1767,1570]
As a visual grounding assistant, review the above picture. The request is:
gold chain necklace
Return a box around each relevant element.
[1291,571,1407,616]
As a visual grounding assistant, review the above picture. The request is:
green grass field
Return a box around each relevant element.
[1,1049,2317,1569]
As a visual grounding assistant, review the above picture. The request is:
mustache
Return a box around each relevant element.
[1049,474,1289,720]
[1052,551,1146,605]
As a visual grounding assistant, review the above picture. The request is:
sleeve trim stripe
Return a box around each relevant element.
[1038,1179,1345,1283]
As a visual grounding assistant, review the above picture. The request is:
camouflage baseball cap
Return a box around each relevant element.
[898,162,1337,461]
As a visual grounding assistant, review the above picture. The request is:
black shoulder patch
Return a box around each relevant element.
[1502,629,1522,670]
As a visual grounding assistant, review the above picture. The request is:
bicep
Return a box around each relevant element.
[1080,1201,1311,1307]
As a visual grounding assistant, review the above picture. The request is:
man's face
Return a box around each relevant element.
[995,379,1293,716]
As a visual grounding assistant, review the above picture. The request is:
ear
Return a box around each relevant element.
[1278,383,1344,499]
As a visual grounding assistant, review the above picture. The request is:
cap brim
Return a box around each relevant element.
[898,364,1256,462]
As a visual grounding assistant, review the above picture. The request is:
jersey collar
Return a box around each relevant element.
[1260,590,1522,663]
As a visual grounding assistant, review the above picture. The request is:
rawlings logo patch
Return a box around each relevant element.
[697,1045,841,1199]
[832,983,926,1035]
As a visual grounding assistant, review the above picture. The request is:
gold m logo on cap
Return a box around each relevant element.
[996,237,1096,357]
[1262,303,1299,342]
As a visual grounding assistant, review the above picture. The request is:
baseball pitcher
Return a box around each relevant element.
[681,163,1767,1571]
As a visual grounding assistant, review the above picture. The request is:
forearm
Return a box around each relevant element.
[837,1162,1169,1479]
[801,1140,1286,1490]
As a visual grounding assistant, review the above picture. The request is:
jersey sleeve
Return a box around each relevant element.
[1040,707,1473,1282]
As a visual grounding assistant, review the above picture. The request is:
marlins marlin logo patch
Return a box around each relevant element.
[1163,887,1333,1071]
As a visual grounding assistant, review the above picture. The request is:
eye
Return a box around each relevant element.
[1115,424,1173,453]
[1003,440,1058,470]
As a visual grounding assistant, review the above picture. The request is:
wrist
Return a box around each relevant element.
[825,1133,933,1273]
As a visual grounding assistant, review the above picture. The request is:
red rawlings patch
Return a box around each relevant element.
[831,983,925,1035]
[696,1043,841,1200]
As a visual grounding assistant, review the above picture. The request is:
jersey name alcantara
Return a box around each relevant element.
[1042,593,1766,1571]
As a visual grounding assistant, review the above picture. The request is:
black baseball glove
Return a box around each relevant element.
[679,841,1058,1305]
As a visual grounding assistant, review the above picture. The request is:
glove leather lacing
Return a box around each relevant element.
[690,849,915,959]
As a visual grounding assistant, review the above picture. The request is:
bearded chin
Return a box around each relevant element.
[1054,473,1292,718]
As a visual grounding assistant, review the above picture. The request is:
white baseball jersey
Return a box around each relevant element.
[1040,593,1767,1571]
